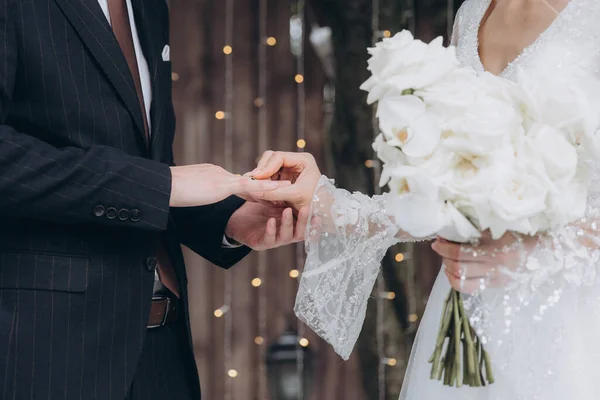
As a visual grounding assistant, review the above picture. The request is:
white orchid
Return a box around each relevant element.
[376,93,441,158]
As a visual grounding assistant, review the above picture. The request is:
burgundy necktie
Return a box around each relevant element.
[108,0,180,298]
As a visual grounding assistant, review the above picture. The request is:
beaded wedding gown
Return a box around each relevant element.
[294,0,600,399]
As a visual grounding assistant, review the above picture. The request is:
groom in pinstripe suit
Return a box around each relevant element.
[0,0,307,399]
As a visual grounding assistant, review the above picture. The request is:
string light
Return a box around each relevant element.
[378,291,396,300]
[299,338,309,347]
[395,253,405,262]
[398,0,420,371]
[256,0,269,398]
[215,111,226,120]
[223,0,235,397]
[370,0,388,398]
[292,2,307,399]
[383,29,392,38]
[253,97,264,108]
[227,369,239,378]
[382,358,398,367]
[365,159,374,168]
[214,305,230,318]
[171,72,180,81]
[251,278,262,287]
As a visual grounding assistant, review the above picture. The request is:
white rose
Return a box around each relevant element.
[442,91,523,157]
[521,124,578,184]
[376,93,441,158]
[415,68,479,120]
[486,171,548,238]
[360,31,459,103]
[441,146,514,201]
[418,69,520,124]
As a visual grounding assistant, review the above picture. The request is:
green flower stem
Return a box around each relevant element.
[437,357,445,381]
[443,329,454,386]
[452,291,463,387]
[429,293,453,379]
[462,338,469,386]
[479,341,486,387]
[483,348,495,384]
[473,336,483,387]
[457,292,476,376]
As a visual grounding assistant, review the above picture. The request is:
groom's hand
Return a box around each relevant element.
[225,201,309,251]
[249,151,321,212]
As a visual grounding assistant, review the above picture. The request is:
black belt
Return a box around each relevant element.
[147,295,178,329]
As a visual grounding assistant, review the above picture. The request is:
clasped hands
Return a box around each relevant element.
[169,152,321,251]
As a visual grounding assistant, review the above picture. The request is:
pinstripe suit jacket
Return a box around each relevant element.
[0,0,251,398]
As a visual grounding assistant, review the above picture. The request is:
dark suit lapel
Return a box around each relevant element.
[129,0,162,137]
[53,0,146,144]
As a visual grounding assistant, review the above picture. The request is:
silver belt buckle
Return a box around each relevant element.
[148,295,171,329]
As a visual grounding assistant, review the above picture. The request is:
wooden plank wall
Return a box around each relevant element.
[169,1,364,399]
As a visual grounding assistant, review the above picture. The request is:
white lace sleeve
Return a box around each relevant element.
[294,176,430,360]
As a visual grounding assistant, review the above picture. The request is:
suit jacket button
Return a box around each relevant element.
[130,209,141,222]
[145,256,158,272]
[106,207,118,220]
[118,208,129,221]
[93,205,105,217]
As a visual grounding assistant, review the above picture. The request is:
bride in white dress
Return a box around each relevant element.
[253,0,600,398]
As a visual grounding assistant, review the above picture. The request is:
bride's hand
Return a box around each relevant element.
[248,151,322,212]
[432,231,537,294]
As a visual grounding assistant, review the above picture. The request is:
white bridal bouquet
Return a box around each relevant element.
[361,30,600,387]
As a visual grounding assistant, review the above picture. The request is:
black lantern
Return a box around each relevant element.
[266,329,314,400]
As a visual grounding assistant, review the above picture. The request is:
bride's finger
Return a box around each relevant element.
[444,259,496,280]
[233,177,291,194]
[261,185,297,203]
[432,240,463,260]
[293,207,310,241]
[250,150,274,175]
[252,152,284,179]
[262,218,277,248]
[277,208,295,243]
[433,240,499,263]
[257,150,275,169]
[445,269,481,294]
[254,152,310,181]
